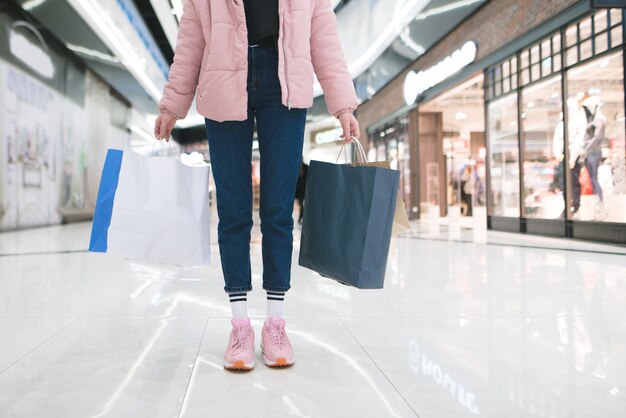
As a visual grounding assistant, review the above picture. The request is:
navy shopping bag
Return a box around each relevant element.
[298,159,400,289]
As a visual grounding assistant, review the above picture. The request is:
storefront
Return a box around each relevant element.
[356,0,626,244]
[420,74,487,226]
[368,114,414,219]
[486,7,625,243]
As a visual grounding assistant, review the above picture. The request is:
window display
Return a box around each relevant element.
[485,7,626,233]
[421,75,486,219]
[521,76,564,219]
[370,115,412,216]
[443,136,472,215]
[488,94,520,217]
[566,51,626,223]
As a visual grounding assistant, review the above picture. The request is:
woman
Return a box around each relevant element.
[154,0,360,371]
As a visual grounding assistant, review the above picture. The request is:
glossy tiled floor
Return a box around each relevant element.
[1,218,625,417]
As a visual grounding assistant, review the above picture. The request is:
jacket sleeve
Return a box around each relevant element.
[158,0,205,119]
[309,0,358,118]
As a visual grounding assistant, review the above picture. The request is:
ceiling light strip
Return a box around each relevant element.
[314,0,430,96]
[69,0,163,102]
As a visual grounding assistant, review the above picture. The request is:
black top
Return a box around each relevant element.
[243,0,279,45]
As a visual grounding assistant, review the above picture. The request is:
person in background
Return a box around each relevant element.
[154,0,360,371]
[461,164,476,217]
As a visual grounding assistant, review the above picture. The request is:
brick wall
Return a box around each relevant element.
[355,0,581,142]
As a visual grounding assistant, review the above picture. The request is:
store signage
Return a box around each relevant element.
[403,41,477,105]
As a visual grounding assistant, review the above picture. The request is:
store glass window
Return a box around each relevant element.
[370,116,412,216]
[565,50,626,223]
[488,94,520,217]
[520,35,560,86]
[596,31,609,54]
[531,63,541,81]
[595,10,608,33]
[397,138,412,214]
[521,76,564,219]
[554,53,562,72]
[611,24,623,47]
[565,8,624,68]
[566,46,578,66]
[553,34,562,71]
[488,55,518,101]
[610,8,622,26]
[553,33,562,53]
[581,39,593,61]
[530,45,540,65]
[485,8,625,233]
[566,23,578,48]
[579,16,592,41]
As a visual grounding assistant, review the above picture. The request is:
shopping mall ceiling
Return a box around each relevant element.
[12,0,486,128]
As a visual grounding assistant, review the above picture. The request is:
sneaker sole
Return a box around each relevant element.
[261,345,294,367]
[224,359,255,371]
[263,356,294,367]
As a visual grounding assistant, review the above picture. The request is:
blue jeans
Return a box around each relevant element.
[585,151,603,202]
[204,42,307,294]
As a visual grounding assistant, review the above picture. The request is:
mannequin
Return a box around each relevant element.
[580,95,607,219]
[553,98,585,193]
[564,95,589,216]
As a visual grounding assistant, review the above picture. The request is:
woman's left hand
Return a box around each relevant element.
[338,112,360,143]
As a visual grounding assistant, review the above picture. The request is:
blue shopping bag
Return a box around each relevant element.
[89,149,123,253]
[298,153,400,289]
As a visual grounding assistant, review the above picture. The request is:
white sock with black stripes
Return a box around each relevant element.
[228,292,248,319]
[265,291,285,323]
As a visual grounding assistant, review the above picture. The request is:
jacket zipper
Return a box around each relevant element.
[280,0,291,109]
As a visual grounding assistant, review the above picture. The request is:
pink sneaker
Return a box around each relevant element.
[223,318,255,370]
[261,316,295,367]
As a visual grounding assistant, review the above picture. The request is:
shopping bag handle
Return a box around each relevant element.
[151,138,174,156]
[336,136,368,165]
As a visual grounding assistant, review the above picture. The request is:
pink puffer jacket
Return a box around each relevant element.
[159,0,358,122]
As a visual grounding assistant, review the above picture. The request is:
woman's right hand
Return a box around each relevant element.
[154,112,177,141]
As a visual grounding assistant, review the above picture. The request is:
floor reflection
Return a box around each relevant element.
[0,220,625,417]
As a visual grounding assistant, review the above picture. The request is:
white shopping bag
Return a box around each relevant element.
[106,145,211,267]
